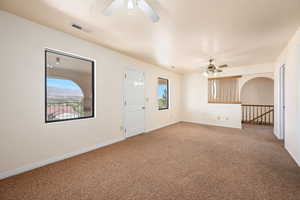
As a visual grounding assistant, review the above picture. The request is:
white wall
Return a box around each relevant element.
[2,9,297,179]
[181,73,242,129]
[0,11,182,178]
[241,77,274,105]
[181,64,274,129]
[274,28,300,166]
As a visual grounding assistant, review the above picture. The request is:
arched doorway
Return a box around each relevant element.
[240,77,274,126]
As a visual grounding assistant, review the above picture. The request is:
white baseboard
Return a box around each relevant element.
[0,138,125,180]
[182,120,242,129]
[0,121,180,180]
[273,131,283,140]
[285,145,300,167]
[146,121,180,133]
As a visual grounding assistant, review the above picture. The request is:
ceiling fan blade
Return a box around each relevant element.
[103,0,124,16]
[218,64,228,68]
[137,0,160,23]
[216,69,223,73]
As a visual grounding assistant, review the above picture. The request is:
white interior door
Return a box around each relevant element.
[124,69,145,138]
[279,65,285,140]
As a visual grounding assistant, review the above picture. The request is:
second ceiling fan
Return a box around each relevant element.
[103,0,160,23]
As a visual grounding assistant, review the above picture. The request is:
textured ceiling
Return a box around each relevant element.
[1,0,300,73]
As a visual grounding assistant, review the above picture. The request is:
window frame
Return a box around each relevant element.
[157,77,169,110]
[44,49,95,123]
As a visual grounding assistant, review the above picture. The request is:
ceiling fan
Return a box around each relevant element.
[202,59,228,76]
[103,0,160,23]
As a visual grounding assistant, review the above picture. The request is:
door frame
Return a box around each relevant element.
[279,64,286,140]
[123,68,146,138]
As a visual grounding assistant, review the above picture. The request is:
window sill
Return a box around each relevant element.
[208,101,241,104]
[45,115,95,123]
[158,108,169,111]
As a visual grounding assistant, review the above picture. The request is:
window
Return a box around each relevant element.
[208,76,241,104]
[45,49,94,122]
[158,78,169,110]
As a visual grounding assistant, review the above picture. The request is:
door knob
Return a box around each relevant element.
[142,106,146,110]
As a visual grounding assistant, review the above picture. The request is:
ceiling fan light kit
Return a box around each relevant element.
[103,0,160,23]
[127,0,135,9]
[202,59,228,76]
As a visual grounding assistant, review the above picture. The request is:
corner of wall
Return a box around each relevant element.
[285,145,300,167]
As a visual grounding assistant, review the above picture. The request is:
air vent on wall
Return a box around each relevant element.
[72,24,83,30]
[71,23,91,33]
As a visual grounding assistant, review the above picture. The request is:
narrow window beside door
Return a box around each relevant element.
[158,78,169,110]
[45,49,95,123]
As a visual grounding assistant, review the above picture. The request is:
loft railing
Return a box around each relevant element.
[241,104,274,125]
[47,102,85,121]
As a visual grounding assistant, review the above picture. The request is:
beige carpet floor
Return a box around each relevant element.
[1,122,300,200]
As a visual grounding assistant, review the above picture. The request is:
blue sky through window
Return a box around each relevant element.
[158,84,167,98]
[47,78,82,91]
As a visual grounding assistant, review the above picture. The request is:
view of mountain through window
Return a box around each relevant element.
[158,78,169,110]
[45,50,94,122]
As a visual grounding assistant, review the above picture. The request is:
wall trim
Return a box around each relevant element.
[285,145,300,167]
[181,120,242,129]
[273,129,283,140]
[0,121,180,180]
[146,121,180,133]
[0,137,125,180]
[184,120,242,129]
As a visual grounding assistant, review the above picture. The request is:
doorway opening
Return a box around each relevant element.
[241,77,274,127]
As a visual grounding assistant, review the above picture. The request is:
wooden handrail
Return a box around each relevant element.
[242,104,273,107]
[208,75,242,80]
[208,101,241,104]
